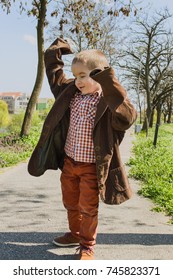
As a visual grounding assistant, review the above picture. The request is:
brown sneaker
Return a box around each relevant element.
[53,232,80,247]
[76,246,94,260]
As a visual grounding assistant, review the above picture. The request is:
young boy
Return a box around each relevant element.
[28,37,137,260]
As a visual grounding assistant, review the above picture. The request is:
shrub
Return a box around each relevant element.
[8,112,25,133]
[0,100,10,128]
[8,111,41,133]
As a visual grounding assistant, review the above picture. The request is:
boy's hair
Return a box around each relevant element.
[72,49,109,70]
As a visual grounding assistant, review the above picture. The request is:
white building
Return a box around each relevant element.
[0,92,29,114]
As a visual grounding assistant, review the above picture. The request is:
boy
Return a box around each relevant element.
[28,37,137,260]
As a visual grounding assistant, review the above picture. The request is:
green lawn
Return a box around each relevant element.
[128,123,173,223]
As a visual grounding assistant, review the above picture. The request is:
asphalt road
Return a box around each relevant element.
[0,127,172,260]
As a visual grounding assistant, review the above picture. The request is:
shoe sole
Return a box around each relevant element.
[52,240,79,247]
[76,254,94,260]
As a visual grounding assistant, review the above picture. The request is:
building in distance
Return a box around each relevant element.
[0,92,29,114]
[0,92,49,114]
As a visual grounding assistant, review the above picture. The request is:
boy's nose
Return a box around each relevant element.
[76,80,82,86]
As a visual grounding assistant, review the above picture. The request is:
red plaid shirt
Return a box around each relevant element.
[64,91,101,163]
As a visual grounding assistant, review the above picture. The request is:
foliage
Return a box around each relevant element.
[8,111,41,133]
[38,98,55,120]
[128,124,173,223]
[7,112,25,133]
[49,0,116,62]
[0,0,15,14]
[0,100,10,128]
[49,0,140,66]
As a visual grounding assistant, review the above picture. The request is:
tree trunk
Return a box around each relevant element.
[153,103,161,147]
[139,107,142,124]
[138,100,142,124]
[142,114,147,131]
[156,102,162,125]
[167,111,172,123]
[20,1,47,136]
[142,105,152,132]
[163,114,167,123]
[167,98,172,123]
[149,108,154,128]
[145,115,149,138]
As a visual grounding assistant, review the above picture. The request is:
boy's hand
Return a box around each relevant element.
[56,37,73,55]
[90,68,102,77]
[89,67,110,78]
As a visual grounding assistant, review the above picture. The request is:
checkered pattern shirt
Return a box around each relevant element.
[64,91,101,163]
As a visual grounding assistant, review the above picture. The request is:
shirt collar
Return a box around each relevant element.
[76,90,102,97]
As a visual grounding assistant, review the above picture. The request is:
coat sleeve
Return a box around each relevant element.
[44,37,74,99]
[90,67,137,131]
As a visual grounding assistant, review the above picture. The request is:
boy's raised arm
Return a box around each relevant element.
[90,67,137,131]
[44,37,74,99]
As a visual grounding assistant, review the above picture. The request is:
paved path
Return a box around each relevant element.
[0,127,172,260]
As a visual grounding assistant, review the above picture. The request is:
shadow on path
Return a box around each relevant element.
[0,232,173,260]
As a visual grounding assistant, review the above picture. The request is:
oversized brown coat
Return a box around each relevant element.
[28,38,137,205]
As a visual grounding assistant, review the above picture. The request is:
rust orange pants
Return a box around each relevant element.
[60,156,99,249]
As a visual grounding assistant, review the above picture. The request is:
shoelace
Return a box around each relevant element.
[76,246,93,255]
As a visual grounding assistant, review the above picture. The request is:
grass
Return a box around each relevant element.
[128,123,173,223]
[0,111,43,168]
[0,126,41,168]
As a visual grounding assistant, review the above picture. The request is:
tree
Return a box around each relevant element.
[119,11,173,132]
[162,92,173,123]
[49,0,139,65]
[166,93,173,123]
[152,67,173,125]
[1,0,140,136]
[0,0,48,136]
[22,0,139,137]
[20,0,47,136]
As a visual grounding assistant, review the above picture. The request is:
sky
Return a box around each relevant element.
[0,0,173,98]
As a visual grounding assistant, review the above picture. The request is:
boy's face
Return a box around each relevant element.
[71,62,102,95]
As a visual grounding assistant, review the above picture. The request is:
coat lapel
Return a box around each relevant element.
[43,83,77,134]
[94,97,108,128]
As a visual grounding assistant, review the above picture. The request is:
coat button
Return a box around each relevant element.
[95,146,100,151]
[96,155,101,160]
